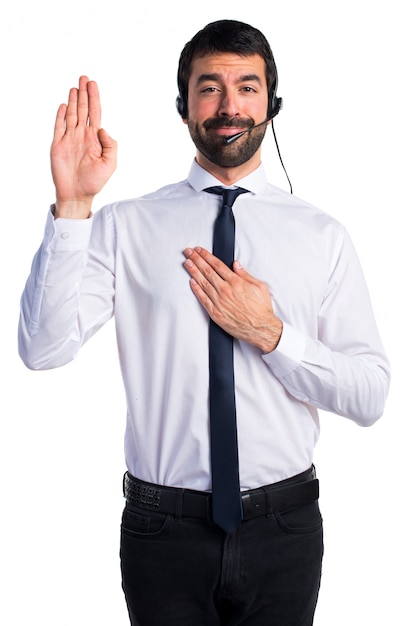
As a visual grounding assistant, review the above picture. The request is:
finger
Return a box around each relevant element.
[184,252,223,290]
[184,255,212,285]
[64,86,79,129]
[86,79,102,128]
[183,255,221,302]
[189,278,235,332]
[52,103,67,142]
[76,75,90,126]
[189,278,214,315]
[186,246,232,281]
[189,275,240,336]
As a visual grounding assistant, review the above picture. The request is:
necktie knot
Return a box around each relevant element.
[204,186,249,208]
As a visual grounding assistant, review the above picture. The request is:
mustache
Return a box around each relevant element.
[203,118,253,131]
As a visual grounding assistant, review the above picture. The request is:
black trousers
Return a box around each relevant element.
[120,472,323,625]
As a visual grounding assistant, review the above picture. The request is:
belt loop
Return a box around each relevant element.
[262,486,273,517]
[175,488,185,520]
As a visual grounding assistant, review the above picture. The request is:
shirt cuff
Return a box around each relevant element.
[262,322,307,379]
[46,205,93,250]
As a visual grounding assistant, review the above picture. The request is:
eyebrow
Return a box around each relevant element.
[195,73,263,86]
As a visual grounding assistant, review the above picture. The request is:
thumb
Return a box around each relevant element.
[98,128,117,152]
[233,260,259,284]
[233,259,248,274]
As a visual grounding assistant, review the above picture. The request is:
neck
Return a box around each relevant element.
[195,151,261,186]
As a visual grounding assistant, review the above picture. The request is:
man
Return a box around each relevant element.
[18,19,390,626]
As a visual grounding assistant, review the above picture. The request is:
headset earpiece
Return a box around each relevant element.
[176,94,187,119]
[269,95,282,119]
[268,70,282,120]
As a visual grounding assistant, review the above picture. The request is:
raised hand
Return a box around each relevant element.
[51,76,117,218]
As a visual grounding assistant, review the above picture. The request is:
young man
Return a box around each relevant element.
[19,20,390,626]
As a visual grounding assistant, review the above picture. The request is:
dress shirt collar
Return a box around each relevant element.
[187,159,268,194]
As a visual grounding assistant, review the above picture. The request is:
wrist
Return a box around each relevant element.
[54,198,93,220]
[258,317,283,354]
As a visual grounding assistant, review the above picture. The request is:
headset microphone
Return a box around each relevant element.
[224,96,283,145]
[222,96,292,194]
[223,118,271,144]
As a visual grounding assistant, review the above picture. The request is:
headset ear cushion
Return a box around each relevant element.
[269,95,282,118]
[176,95,186,118]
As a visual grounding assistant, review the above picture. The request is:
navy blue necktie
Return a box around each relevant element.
[204,186,249,533]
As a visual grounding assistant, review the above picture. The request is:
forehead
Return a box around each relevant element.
[189,52,267,85]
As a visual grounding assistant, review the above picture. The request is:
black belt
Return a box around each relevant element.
[123,466,319,523]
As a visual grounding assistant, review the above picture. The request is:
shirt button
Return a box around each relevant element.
[61,232,70,239]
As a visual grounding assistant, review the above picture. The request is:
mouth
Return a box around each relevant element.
[204,119,252,137]
[208,126,246,138]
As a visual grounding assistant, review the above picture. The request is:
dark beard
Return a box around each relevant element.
[187,117,267,168]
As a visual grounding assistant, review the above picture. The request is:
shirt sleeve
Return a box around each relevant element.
[18,206,115,370]
[262,228,391,427]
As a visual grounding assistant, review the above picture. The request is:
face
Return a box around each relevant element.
[185,53,270,170]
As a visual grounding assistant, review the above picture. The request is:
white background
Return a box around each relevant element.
[1,0,416,623]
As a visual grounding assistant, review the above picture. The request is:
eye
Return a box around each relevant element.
[241,86,257,93]
[201,86,219,94]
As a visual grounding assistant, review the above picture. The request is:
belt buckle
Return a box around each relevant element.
[241,491,264,518]
[241,493,252,517]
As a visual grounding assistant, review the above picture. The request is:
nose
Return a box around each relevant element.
[217,89,239,117]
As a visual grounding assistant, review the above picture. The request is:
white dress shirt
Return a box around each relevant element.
[19,160,390,491]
